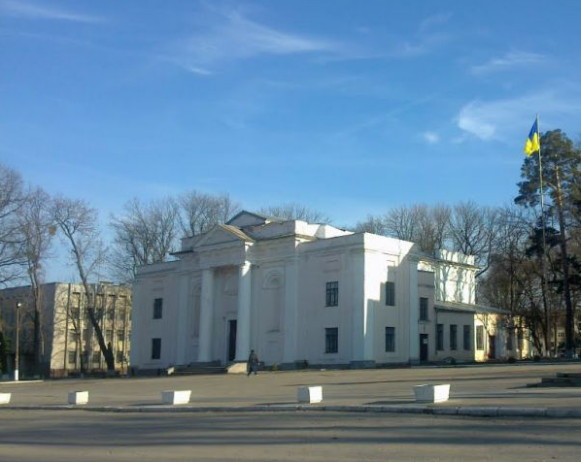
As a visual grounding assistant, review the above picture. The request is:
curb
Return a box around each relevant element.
[2,404,581,418]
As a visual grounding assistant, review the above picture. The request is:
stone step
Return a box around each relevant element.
[172,365,226,376]
[556,372,581,379]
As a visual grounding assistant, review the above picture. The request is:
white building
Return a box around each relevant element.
[131,211,513,372]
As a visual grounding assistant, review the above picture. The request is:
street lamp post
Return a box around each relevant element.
[14,302,21,382]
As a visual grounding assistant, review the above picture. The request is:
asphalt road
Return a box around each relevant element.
[1,410,580,461]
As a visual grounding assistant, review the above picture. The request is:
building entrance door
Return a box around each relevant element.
[488,335,496,359]
[419,334,429,361]
[228,320,237,362]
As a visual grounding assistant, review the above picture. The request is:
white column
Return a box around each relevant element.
[408,259,420,364]
[197,268,214,362]
[235,261,252,361]
[176,275,189,365]
[283,256,299,363]
[351,250,367,362]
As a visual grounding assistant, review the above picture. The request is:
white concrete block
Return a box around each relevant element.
[413,384,450,403]
[0,393,11,404]
[162,390,191,405]
[297,386,323,404]
[68,391,89,405]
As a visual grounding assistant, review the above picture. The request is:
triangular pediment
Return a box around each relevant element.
[227,211,274,228]
[194,225,253,249]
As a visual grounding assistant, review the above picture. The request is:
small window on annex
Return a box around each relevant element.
[151,338,162,360]
[463,325,471,350]
[436,324,444,351]
[385,282,395,306]
[325,327,338,353]
[419,297,429,321]
[476,326,484,350]
[153,298,163,319]
[385,327,396,352]
[450,324,457,351]
[325,282,339,307]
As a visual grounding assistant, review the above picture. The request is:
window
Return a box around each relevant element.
[325,282,338,307]
[506,332,514,351]
[68,351,77,364]
[463,325,471,350]
[476,326,484,350]
[116,350,125,362]
[92,351,101,363]
[517,330,524,351]
[153,298,163,319]
[419,297,428,321]
[385,327,396,352]
[385,282,395,306]
[436,324,444,351]
[151,338,162,360]
[325,328,338,353]
[450,324,457,351]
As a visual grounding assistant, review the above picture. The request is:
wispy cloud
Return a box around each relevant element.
[0,0,103,23]
[422,131,440,144]
[456,86,581,141]
[470,50,545,75]
[164,9,336,74]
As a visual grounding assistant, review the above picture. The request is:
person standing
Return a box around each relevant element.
[247,349,259,376]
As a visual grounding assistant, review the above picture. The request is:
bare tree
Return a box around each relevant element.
[51,197,115,372]
[179,191,240,236]
[0,164,26,285]
[259,203,331,223]
[354,204,451,254]
[354,214,389,235]
[383,205,421,242]
[449,201,498,277]
[110,197,180,282]
[18,187,54,375]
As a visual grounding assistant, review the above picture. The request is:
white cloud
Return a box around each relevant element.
[167,10,336,73]
[422,131,440,144]
[470,51,545,75]
[0,0,103,23]
[456,87,581,141]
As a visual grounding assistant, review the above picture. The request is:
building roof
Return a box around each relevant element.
[435,301,509,315]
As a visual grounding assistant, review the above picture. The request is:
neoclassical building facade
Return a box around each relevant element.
[131,211,515,372]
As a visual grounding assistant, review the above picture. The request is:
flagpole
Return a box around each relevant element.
[536,114,551,356]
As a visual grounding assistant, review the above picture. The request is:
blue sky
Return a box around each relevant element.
[2,0,581,233]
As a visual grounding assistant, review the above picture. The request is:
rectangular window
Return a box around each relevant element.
[325,328,338,353]
[436,324,444,351]
[464,325,471,350]
[151,338,162,360]
[385,327,396,352]
[92,351,101,363]
[68,351,77,365]
[517,330,524,351]
[116,350,125,362]
[325,281,339,306]
[153,298,163,319]
[325,282,339,307]
[476,326,484,350]
[385,282,395,306]
[450,324,457,351]
[419,297,428,321]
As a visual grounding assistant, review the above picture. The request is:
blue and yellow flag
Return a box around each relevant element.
[524,118,540,156]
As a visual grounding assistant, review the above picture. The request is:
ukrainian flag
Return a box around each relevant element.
[524,118,540,156]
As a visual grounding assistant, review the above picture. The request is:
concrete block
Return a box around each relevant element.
[297,386,323,404]
[413,384,450,403]
[161,390,191,405]
[68,391,89,405]
[0,393,11,404]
